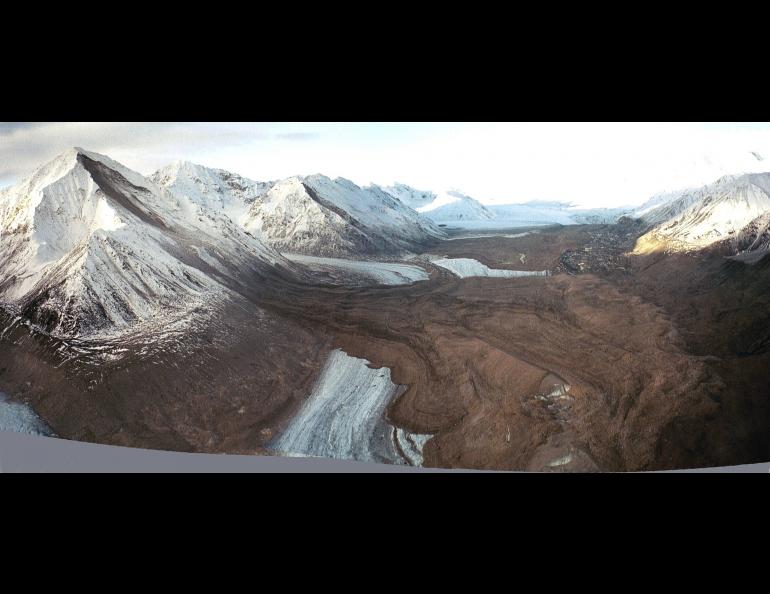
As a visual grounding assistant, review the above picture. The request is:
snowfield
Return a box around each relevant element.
[431,257,549,278]
[269,349,432,466]
[285,254,429,285]
[0,392,54,437]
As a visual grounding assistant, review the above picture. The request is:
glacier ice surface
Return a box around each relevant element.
[285,254,429,285]
[0,392,54,437]
[431,257,548,278]
[270,349,432,466]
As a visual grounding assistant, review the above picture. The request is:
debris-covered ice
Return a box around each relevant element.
[270,349,432,465]
[431,257,548,278]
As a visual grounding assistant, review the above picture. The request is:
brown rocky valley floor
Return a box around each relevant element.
[2,223,769,471]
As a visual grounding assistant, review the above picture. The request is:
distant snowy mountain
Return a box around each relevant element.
[154,166,444,257]
[374,170,770,256]
[150,160,274,224]
[416,190,495,223]
[378,183,633,228]
[630,188,695,220]
[634,172,770,253]
[374,183,436,211]
[241,176,378,256]
[0,148,287,339]
[297,175,444,255]
[241,178,435,255]
[486,202,575,225]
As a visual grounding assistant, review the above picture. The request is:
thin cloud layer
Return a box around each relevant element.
[0,122,271,183]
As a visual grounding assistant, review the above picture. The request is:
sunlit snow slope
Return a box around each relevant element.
[634,172,770,253]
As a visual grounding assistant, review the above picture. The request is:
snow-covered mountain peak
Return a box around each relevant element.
[151,160,274,225]
[1,150,291,338]
[304,173,332,181]
[238,174,444,256]
[446,188,467,198]
[9,147,88,198]
[1,148,120,238]
[153,159,216,184]
[416,191,460,212]
[634,170,770,253]
[74,147,156,191]
[411,189,495,223]
[302,173,356,191]
[373,182,437,211]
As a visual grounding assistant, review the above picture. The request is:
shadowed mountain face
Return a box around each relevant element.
[2,149,770,470]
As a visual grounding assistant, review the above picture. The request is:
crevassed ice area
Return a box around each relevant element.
[0,392,54,437]
[432,257,548,278]
[269,349,432,466]
[285,254,429,285]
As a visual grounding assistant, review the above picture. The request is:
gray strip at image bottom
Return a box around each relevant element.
[1,431,769,473]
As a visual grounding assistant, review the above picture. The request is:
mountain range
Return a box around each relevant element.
[4,147,770,342]
[0,149,440,339]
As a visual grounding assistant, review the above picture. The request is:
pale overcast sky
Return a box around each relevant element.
[3,122,770,208]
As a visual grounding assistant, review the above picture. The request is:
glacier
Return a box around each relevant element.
[0,392,54,437]
[431,257,549,278]
[285,254,429,286]
[269,349,432,466]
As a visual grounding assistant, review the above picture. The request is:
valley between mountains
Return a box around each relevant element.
[2,149,769,471]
